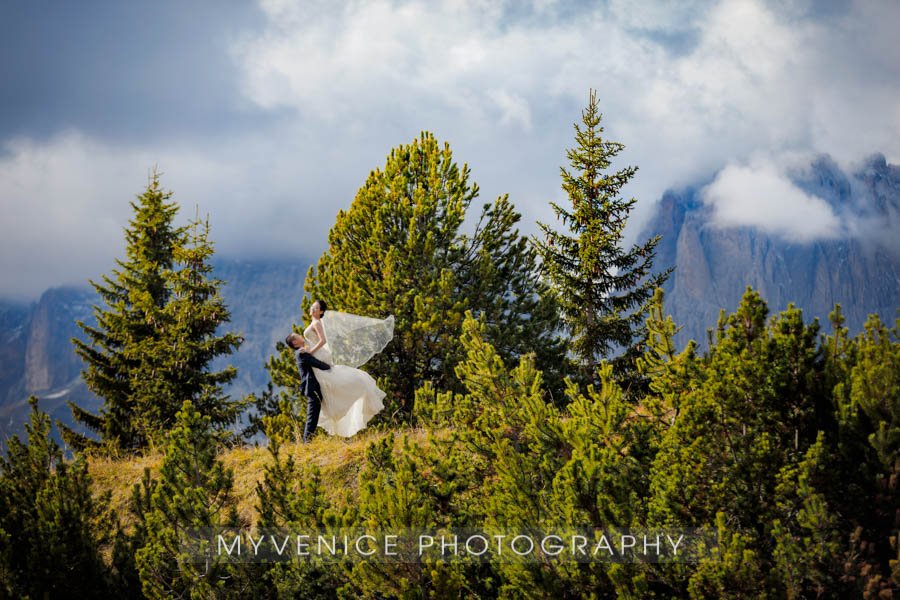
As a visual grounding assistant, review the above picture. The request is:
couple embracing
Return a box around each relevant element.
[285,299,394,442]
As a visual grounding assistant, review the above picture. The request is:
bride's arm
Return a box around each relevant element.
[306,319,327,354]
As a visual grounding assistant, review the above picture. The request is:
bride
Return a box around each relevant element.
[301,299,393,437]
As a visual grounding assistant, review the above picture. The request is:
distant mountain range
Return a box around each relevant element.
[0,259,309,447]
[3,153,899,448]
[641,153,900,348]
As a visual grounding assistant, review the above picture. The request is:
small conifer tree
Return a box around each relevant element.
[0,397,113,598]
[135,400,243,599]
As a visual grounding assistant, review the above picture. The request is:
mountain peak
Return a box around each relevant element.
[863,152,888,171]
[642,152,900,348]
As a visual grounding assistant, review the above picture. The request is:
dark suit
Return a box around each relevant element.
[295,350,331,442]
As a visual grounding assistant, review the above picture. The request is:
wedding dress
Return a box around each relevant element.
[302,315,391,437]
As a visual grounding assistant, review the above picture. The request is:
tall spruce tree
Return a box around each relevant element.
[266,131,564,429]
[131,213,244,443]
[63,170,184,451]
[534,90,671,388]
[62,175,243,451]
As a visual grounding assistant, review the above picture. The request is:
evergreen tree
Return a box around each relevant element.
[63,170,184,451]
[830,311,900,596]
[0,397,113,598]
[643,289,854,596]
[451,195,569,402]
[346,433,473,599]
[534,90,671,388]
[416,312,660,597]
[254,430,350,599]
[135,400,244,599]
[132,213,244,444]
[280,131,565,426]
[63,176,243,451]
[647,290,829,531]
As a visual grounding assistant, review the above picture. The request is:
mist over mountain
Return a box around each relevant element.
[0,258,309,446]
[642,153,900,348]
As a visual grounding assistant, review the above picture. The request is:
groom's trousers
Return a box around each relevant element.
[295,350,331,443]
[303,390,322,443]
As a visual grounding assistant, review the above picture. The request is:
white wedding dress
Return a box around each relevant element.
[303,321,386,437]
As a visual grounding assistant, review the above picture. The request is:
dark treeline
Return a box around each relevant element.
[1,93,898,598]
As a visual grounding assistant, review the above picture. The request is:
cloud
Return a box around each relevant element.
[0,131,337,300]
[487,90,533,131]
[2,0,900,298]
[0,133,137,299]
[700,159,843,242]
[231,0,900,226]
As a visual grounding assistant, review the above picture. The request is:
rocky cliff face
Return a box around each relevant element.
[642,154,900,348]
[23,288,96,395]
[0,258,310,446]
[0,302,28,406]
[207,259,309,396]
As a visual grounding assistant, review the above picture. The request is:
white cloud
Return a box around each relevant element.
[3,0,900,298]
[0,131,343,299]
[487,89,532,130]
[0,133,136,299]
[700,159,843,242]
[229,0,900,236]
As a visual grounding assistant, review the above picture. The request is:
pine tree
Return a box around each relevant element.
[288,131,564,424]
[451,195,569,402]
[416,312,661,597]
[63,170,184,451]
[0,397,113,598]
[643,289,842,595]
[254,430,351,598]
[832,311,900,596]
[135,400,244,599]
[534,89,671,389]
[340,432,475,599]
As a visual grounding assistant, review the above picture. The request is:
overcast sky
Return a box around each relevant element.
[2,0,899,300]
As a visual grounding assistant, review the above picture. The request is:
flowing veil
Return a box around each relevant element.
[320,310,394,368]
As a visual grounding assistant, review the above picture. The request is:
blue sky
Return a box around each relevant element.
[2,0,899,299]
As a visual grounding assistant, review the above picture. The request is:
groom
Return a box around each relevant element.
[285,332,331,443]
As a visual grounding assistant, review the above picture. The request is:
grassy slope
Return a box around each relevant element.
[88,427,436,527]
